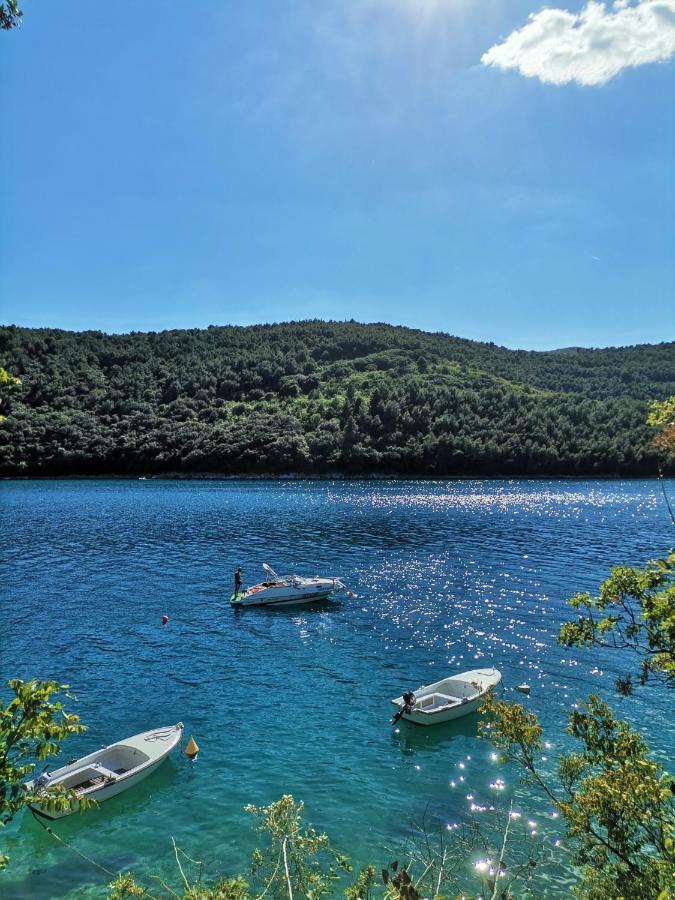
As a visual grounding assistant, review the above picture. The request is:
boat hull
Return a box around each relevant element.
[231,576,341,608]
[392,668,502,727]
[396,694,483,726]
[231,591,333,608]
[26,724,183,819]
[28,756,168,818]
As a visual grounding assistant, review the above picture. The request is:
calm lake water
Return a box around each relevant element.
[1,479,674,898]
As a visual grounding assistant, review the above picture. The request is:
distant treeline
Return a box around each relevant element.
[0,321,673,477]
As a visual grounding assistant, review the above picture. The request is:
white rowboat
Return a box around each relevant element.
[231,563,351,608]
[25,723,183,818]
[391,668,502,726]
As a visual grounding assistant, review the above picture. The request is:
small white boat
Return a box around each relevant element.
[231,563,351,608]
[391,668,502,726]
[25,723,183,818]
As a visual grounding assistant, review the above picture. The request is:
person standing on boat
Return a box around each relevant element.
[234,567,243,597]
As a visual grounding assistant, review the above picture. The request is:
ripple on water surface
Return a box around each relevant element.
[0,478,673,898]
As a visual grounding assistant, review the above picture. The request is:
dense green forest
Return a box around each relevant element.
[0,321,673,477]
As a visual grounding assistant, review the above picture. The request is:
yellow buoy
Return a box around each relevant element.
[185,735,200,760]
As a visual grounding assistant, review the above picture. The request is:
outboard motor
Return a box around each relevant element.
[35,766,51,793]
[391,690,416,726]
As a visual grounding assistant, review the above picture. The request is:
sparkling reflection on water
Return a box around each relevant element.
[0,478,673,898]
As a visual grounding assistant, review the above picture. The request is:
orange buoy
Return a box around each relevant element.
[185,735,199,760]
[161,615,169,625]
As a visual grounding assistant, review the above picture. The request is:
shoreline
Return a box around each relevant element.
[2,472,673,482]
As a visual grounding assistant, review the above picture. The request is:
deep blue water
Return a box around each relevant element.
[1,479,673,898]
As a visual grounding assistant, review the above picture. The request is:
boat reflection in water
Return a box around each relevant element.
[392,712,481,755]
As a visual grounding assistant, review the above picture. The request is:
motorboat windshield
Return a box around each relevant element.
[261,564,304,586]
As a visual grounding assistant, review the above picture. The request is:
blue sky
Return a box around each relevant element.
[1,0,673,349]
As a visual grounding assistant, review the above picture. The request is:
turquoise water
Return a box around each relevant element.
[1,478,673,898]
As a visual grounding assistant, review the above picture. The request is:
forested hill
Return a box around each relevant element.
[1,321,673,477]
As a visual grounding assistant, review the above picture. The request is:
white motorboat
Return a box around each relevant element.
[25,723,183,819]
[391,668,502,726]
[231,563,351,608]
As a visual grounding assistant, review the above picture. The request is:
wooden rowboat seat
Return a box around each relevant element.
[71,764,119,794]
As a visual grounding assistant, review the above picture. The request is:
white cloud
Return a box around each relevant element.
[481,0,675,86]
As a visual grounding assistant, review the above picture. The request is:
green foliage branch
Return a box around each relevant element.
[0,367,21,423]
[559,553,675,694]
[106,796,547,899]
[647,396,675,526]
[0,678,89,868]
[245,794,352,899]
[376,804,544,900]
[482,692,675,898]
[481,550,675,898]
[0,0,21,30]
[648,397,675,455]
[107,795,349,899]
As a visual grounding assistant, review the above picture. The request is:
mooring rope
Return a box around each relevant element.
[144,722,183,742]
[30,809,118,878]
[30,809,160,898]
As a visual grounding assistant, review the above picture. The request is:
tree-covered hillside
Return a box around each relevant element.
[0,321,673,477]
